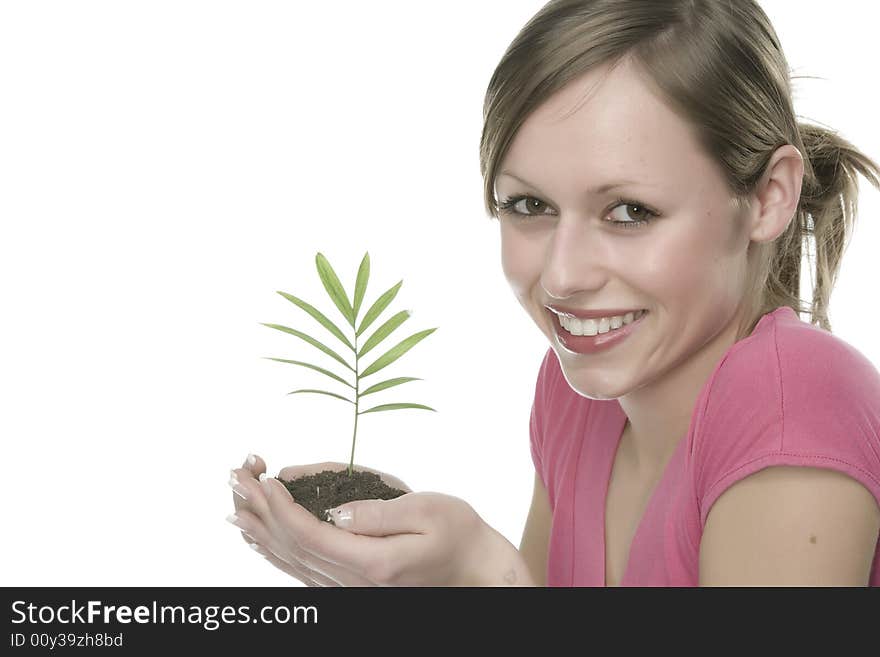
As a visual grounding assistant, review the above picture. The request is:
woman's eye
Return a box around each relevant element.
[498,195,552,217]
[608,202,654,226]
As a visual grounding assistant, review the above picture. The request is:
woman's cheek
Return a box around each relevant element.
[499,230,539,298]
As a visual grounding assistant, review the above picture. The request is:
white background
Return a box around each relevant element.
[1,1,878,586]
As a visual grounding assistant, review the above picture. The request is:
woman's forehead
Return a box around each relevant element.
[498,64,716,197]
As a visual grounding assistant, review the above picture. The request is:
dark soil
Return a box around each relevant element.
[275,469,408,524]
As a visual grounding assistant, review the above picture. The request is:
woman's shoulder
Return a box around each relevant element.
[693,306,880,474]
[691,307,880,527]
[720,306,880,403]
[693,306,880,470]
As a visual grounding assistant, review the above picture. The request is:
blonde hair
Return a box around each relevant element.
[479,0,879,338]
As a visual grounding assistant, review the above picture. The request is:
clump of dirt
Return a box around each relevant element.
[275,469,408,523]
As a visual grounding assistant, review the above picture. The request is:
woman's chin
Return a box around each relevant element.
[559,372,628,401]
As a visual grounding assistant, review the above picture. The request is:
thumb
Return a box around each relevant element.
[325,494,419,536]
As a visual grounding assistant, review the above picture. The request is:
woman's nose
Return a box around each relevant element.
[541,223,610,299]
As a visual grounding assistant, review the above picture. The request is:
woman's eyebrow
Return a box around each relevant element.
[498,170,646,195]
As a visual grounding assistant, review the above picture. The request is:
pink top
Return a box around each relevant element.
[529,306,880,586]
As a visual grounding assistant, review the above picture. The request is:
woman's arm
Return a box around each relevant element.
[699,465,880,586]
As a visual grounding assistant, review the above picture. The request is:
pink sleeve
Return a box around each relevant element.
[695,323,880,528]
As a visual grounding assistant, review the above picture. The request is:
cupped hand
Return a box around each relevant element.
[227,455,507,586]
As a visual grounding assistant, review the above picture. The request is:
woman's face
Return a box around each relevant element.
[496,59,752,400]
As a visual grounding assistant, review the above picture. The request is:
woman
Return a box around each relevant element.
[227,0,880,586]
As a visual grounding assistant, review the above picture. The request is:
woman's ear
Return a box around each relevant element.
[746,144,805,243]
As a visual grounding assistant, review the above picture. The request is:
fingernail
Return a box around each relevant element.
[249,542,269,558]
[246,453,257,466]
[225,513,242,527]
[228,470,247,500]
[259,473,273,498]
[326,506,353,528]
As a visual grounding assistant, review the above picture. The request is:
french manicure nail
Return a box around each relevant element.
[228,471,247,500]
[225,513,241,527]
[260,474,273,498]
[246,453,257,466]
[327,506,353,528]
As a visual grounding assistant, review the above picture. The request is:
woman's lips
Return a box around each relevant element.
[549,308,648,355]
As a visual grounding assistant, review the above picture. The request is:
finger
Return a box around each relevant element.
[241,453,267,478]
[230,455,265,513]
[259,477,377,584]
[231,455,267,514]
[229,507,333,583]
[229,469,251,515]
[243,533,325,586]
[249,541,334,587]
[230,468,273,519]
[260,543,343,587]
[229,471,259,526]
[232,505,373,586]
[233,474,311,561]
[226,482,288,560]
[326,493,425,537]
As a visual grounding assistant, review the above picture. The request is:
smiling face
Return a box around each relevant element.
[496,58,753,400]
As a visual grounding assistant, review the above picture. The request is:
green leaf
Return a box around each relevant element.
[315,252,354,327]
[262,357,354,389]
[275,291,355,352]
[287,389,355,404]
[358,402,436,415]
[358,309,411,358]
[358,376,422,397]
[260,323,355,372]
[356,280,402,337]
[360,327,437,379]
[352,252,370,322]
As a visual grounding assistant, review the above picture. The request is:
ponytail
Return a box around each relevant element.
[758,123,880,333]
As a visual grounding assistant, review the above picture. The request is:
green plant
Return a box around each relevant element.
[261,251,437,477]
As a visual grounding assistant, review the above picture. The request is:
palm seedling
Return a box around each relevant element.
[259,251,437,519]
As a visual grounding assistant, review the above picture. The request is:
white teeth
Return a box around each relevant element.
[559,309,646,336]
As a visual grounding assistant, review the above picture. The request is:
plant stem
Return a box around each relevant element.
[349,329,359,477]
